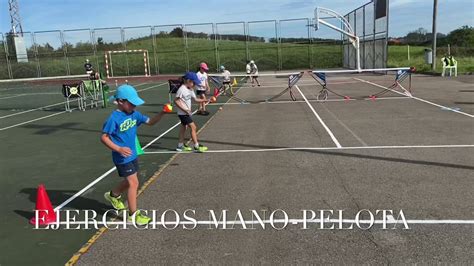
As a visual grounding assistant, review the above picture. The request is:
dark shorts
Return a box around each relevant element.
[223,81,231,85]
[196,90,206,96]
[116,159,139,178]
[178,115,194,125]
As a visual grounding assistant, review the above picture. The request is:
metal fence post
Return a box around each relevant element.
[60,30,70,75]
[151,26,159,74]
[31,33,41,77]
[183,25,189,71]
[213,23,219,70]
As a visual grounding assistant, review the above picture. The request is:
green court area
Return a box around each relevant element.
[0,78,227,265]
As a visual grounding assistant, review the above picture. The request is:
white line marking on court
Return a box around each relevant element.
[207,96,410,106]
[0,94,26,100]
[320,104,368,146]
[354,78,474,118]
[55,119,182,211]
[0,111,69,131]
[0,82,153,120]
[144,144,474,154]
[52,218,474,226]
[55,81,237,211]
[294,85,342,148]
[0,83,167,130]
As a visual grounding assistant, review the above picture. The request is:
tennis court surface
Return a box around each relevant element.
[1,72,473,264]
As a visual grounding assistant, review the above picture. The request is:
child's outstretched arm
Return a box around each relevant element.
[100,133,132,157]
[146,111,166,126]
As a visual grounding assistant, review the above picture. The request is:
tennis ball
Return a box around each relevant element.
[163,103,173,113]
[219,107,223,110]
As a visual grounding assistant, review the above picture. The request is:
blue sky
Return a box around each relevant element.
[0,0,473,39]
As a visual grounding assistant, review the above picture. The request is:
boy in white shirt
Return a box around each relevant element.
[174,72,209,153]
[250,60,261,87]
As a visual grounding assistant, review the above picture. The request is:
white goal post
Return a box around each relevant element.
[104,49,151,78]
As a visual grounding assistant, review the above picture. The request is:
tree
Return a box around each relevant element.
[446,25,474,47]
[169,27,183,38]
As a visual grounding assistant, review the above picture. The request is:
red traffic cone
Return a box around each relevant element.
[29,184,57,225]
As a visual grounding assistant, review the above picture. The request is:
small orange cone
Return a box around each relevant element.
[29,184,57,225]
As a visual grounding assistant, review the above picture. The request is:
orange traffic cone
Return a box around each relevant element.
[29,184,57,225]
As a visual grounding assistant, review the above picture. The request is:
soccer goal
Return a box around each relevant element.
[104,49,151,78]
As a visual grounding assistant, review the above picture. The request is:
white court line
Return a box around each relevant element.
[354,78,474,118]
[0,82,152,120]
[294,85,342,148]
[55,81,237,211]
[144,144,474,155]
[55,119,182,211]
[0,82,167,131]
[0,94,25,100]
[207,96,410,106]
[320,104,368,146]
[51,218,474,226]
[0,111,69,131]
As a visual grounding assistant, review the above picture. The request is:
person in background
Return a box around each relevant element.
[196,62,210,116]
[174,72,209,153]
[220,65,231,92]
[249,60,261,87]
[245,60,252,83]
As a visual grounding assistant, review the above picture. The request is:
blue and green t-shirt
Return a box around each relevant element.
[102,110,149,165]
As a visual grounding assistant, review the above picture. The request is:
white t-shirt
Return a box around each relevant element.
[196,71,208,91]
[175,84,196,115]
[250,64,259,75]
[222,70,231,82]
[246,64,251,74]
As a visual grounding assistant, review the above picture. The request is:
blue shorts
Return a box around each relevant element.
[196,90,206,96]
[116,159,139,177]
[178,115,194,126]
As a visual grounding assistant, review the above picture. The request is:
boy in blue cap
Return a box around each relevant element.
[101,84,166,225]
[174,72,209,152]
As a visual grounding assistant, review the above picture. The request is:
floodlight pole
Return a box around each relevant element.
[432,0,438,71]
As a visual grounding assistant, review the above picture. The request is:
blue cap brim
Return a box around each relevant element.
[127,96,145,106]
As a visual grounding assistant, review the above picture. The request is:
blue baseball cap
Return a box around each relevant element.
[109,84,145,106]
[183,71,201,86]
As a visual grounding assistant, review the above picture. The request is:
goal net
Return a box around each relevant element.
[104,49,150,78]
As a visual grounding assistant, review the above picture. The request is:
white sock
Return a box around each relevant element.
[178,143,183,147]
[194,142,199,148]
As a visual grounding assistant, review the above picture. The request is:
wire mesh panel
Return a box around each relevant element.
[0,33,10,79]
[216,22,247,72]
[123,26,154,75]
[34,30,68,77]
[279,18,310,70]
[343,0,388,69]
[247,20,278,71]
[93,27,125,76]
[346,13,356,69]
[7,32,39,79]
[185,23,216,71]
[63,29,95,75]
[153,25,187,74]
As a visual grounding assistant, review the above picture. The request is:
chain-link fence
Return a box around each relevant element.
[1,17,344,80]
[344,0,389,69]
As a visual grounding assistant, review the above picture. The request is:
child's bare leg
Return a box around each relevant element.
[256,78,261,86]
[112,180,129,196]
[178,124,186,144]
[188,122,199,146]
[201,94,207,111]
[126,173,139,213]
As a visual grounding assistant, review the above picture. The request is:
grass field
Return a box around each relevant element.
[0,36,472,80]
